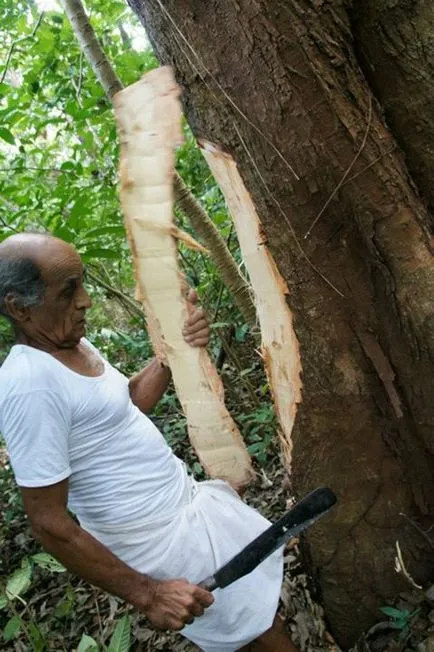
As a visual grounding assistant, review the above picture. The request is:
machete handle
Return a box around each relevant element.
[197,576,218,592]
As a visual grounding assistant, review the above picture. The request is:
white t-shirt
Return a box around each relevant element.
[0,339,189,526]
[0,340,284,652]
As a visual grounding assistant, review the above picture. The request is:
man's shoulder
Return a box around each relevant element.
[1,347,28,395]
[0,345,61,402]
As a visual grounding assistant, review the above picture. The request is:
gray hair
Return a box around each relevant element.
[0,257,45,321]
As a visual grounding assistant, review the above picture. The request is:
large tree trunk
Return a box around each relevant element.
[350,0,434,216]
[126,0,434,646]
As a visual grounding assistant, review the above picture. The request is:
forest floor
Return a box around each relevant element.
[1,446,433,652]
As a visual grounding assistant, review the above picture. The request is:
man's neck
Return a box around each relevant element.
[15,330,78,352]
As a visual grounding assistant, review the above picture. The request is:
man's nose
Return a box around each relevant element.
[76,285,92,310]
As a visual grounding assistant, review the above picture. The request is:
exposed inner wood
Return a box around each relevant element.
[113,67,254,488]
[200,140,302,469]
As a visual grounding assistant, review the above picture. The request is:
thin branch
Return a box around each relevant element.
[394,540,423,590]
[76,49,84,98]
[1,12,45,85]
[60,0,122,98]
[0,166,67,173]
[304,94,373,239]
[217,328,260,405]
[178,248,199,285]
[87,268,143,318]
[118,22,132,49]
[93,590,104,641]
[0,215,19,233]
[212,281,226,324]
[212,225,234,322]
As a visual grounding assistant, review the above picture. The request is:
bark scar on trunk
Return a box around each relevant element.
[356,330,403,420]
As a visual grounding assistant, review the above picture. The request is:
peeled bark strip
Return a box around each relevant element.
[61,0,257,327]
[200,141,302,467]
[113,68,254,488]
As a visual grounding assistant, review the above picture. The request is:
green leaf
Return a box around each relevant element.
[82,225,126,240]
[52,224,76,243]
[81,248,120,260]
[379,606,406,618]
[28,622,45,651]
[0,127,15,145]
[6,558,32,600]
[193,462,203,476]
[3,615,22,641]
[108,615,131,652]
[0,593,8,610]
[68,195,92,230]
[235,324,249,343]
[60,161,75,171]
[77,633,99,652]
[32,552,66,573]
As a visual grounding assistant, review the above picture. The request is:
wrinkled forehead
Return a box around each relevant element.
[33,240,84,284]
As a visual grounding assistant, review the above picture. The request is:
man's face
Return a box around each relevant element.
[22,241,92,349]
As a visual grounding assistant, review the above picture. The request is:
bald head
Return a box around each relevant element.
[0,232,91,347]
[0,233,81,322]
[0,232,76,266]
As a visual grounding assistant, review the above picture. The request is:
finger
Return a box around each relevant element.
[187,288,198,305]
[184,309,206,329]
[190,602,205,617]
[184,328,209,345]
[184,327,210,342]
[170,619,186,631]
[188,338,209,349]
[194,587,215,607]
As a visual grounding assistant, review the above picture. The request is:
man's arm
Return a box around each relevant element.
[129,358,171,414]
[129,290,210,413]
[21,480,213,630]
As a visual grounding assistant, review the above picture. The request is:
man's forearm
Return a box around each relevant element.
[129,358,171,413]
[34,515,155,611]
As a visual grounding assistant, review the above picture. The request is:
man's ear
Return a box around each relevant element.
[4,293,31,323]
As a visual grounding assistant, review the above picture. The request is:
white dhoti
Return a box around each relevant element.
[80,477,283,652]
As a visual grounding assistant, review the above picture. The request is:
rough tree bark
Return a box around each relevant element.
[126,0,434,646]
[350,0,434,215]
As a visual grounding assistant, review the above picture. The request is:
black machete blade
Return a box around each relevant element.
[199,487,337,591]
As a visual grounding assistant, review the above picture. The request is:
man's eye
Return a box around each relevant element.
[62,281,77,298]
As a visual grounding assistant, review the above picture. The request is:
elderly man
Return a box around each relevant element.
[0,233,298,652]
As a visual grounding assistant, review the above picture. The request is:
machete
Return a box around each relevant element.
[198,486,337,592]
